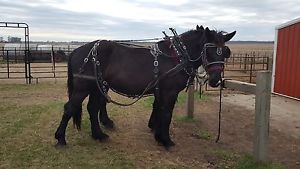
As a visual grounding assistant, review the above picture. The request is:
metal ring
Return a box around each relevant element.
[96,61,100,65]
[154,61,159,67]
[92,50,97,56]
[217,48,222,55]
[92,57,96,62]
[84,58,88,63]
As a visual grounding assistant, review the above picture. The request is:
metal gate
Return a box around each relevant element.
[0,22,31,84]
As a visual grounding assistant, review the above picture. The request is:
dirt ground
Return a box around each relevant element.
[211,92,300,167]
[0,81,299,168]
[101,90,300,168]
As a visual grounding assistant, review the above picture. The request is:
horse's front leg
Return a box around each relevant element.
[154,90,178,149]
[148,96,159,130]
[98,95,114,129]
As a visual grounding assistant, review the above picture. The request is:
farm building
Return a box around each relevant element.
[272,17,300,100]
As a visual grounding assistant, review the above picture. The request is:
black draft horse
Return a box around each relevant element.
[55,25,236,148]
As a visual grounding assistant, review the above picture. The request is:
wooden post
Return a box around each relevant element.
[187,84,194,118]
[250,57,254,83]
[254,71,272,162]
[6,50,9,78]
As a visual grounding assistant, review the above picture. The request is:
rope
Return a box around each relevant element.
[215,82,223,143]
[194,75,223,143]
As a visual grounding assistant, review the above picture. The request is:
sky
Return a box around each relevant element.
[0,0,299,42]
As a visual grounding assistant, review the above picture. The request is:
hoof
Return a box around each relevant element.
[55,139,67,148]
[92,133,109,142]
[102,120,114,129]
[163,140,175,150]
[155,134,175,149]
[55,131,67,147]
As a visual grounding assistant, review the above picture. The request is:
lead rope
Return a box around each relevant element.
[195,74,223,143]
[215,80,223,143]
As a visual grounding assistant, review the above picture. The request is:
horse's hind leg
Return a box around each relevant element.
[87,92,109,140]
[55,91,88,146]
[99,95,114,129]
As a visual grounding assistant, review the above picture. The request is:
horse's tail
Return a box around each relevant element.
[67,52,82,130]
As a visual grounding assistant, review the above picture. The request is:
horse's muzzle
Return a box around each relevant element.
[207,64,223,88]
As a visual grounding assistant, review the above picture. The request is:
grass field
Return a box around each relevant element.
[0,82,286,169]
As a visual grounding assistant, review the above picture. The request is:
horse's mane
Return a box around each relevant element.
[161,28,228,45]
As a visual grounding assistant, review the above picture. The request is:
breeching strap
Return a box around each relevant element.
[93,57,188,107]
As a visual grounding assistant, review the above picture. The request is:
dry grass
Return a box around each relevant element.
[0,82,287,169]
[227,43,273,53]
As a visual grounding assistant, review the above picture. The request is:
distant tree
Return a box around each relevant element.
[8,36,21,43]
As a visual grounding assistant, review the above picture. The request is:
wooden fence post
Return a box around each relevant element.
[187,84,194,118]
[254,71,272,162]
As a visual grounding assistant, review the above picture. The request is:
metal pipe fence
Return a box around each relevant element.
[0,46,75,82]
[0,46,272,84]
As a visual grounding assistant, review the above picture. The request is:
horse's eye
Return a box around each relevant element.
[223,46,231,58]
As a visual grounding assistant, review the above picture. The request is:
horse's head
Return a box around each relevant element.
[180,25,236,87]
[200,27,236,87]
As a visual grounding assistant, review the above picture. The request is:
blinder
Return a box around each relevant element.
[200,43,229,72]
[223,46,231,58]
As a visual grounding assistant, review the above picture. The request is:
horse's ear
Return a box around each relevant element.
[224,31,236,42]
[205,27,213,41]
[196,25,204,31]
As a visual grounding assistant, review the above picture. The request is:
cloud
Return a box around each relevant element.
[0,0,299,41]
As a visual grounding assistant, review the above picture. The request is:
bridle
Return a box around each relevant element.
[200,43,225,72]
[170,31,226,73]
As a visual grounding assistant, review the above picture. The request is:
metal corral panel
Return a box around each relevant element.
[273,18,300,100]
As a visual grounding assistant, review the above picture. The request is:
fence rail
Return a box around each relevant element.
[0,46,273,83]
[224,51,272,83]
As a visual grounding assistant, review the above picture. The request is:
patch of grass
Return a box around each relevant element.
[151,165,189,169]
[0,101,63,138]
[177,92,208,106]
[142,96,154,109]
[209,149,240,169]
[232,155,284,169]
[213,149,238,161]
[0,83,31,91]
[103,150,135,169]
[142,92,208,109]
[174,115,196,123]
[2,141,136,169]
[193,130,211,140]
[210,150,284,169]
